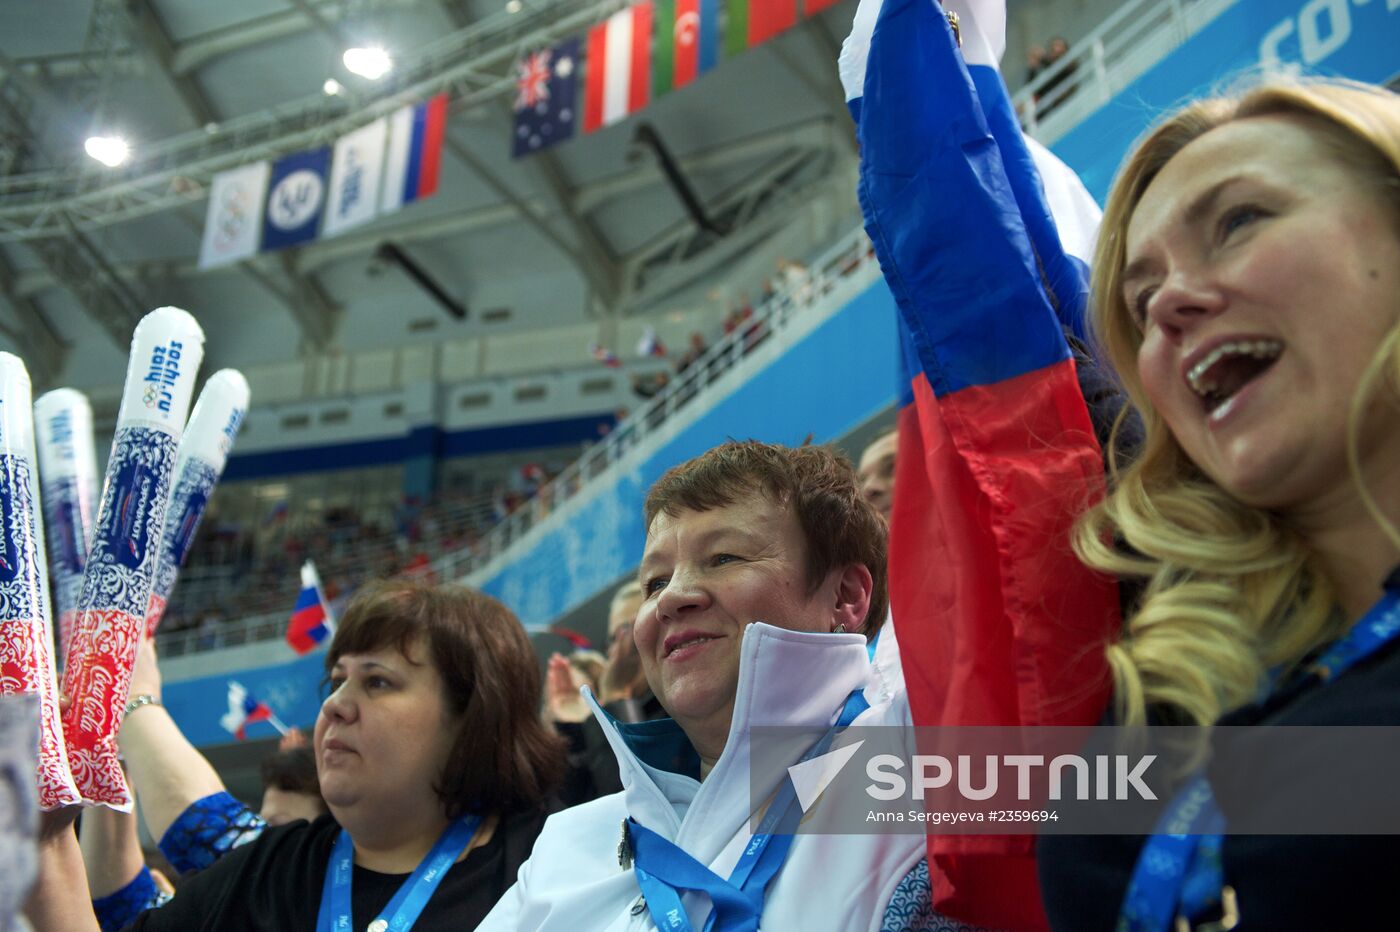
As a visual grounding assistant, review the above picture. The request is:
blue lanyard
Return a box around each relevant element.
[316,814,482,932]
[628,689,870,932]
[1118,576,1400,932]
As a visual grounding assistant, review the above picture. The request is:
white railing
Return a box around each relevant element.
[1012,0,1237,145]
[156,226,879,655]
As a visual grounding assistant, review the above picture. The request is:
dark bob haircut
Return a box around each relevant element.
[324,580,565,818]
[643,440,889,632]
[260,746,322,799]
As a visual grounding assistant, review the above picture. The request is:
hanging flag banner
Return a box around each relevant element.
[198,161,270,269]
[726,0,797,56]
[323,118,388,238]
[512,38,582,158]
[261,148,331,252]
[655,0,721,96]
[584,2,653,133]
[381,94,449,215]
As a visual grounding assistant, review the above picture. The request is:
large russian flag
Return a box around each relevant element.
[584,3,653,134]
[381,94,448,214]
[848,1,1119,928]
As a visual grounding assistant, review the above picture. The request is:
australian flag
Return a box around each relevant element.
[512,37,580,158]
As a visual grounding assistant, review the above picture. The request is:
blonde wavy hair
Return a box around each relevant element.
[1076,77,1400,728]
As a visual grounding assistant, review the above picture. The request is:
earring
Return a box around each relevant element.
[834,623,846,634]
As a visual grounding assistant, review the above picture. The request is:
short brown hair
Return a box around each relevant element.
[325,580,565,818]
[260,747,322,798]
[643,440,888,630]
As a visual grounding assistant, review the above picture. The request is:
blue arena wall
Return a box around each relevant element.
[221,412,615,480]
[1054,0,1400,201]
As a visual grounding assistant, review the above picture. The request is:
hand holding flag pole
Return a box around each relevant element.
[286,560,335,655]
[220,681,288,741]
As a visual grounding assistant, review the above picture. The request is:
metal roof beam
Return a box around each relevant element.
[119,0,219,127]
[276,252,342,350]
[497,103,621,312]
[572,117,833,213]
[766,21,858,157]
[0,250,65,380]
[440,129,617,307]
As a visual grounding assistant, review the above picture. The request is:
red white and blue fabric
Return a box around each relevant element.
[589,343,622,368]
[286,561,334,655]
[846,0,1120,928]
[220,681,283,741]
[637,326,667,358]
[381,94,448,213]
[512,38,581,158]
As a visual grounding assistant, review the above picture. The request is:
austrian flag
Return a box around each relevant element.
[584,2,653,133]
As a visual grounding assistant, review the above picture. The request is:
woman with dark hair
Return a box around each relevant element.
[30,580,565,932]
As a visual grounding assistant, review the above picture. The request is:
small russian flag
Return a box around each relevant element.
[589,343,622,368]
[286,560,335,655]
[220,681,288,741]
[636,326,667,358]
[381,93,449,214]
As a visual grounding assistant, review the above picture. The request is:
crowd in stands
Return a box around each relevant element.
[1023,35,1078,114]
[157,248,842,644]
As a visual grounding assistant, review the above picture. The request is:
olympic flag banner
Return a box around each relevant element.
[845,0,1118,926]
[323,118,388,238]
[198,162,270,269]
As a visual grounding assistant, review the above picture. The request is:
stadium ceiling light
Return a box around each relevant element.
[84,135,130,167]
[323,78,344,96]
[343,47,392,80]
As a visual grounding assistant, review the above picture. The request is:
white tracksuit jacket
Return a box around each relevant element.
[480,621,939,932]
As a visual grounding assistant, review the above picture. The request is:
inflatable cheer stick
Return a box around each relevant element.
[0,353,81,809]
[61,307,204,809]
[146,370,249,637]
[33,389,100,666]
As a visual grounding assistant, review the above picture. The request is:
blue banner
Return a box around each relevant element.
[1053,0,1400,201]
[165,650,327,747]
[261,148,331,251]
